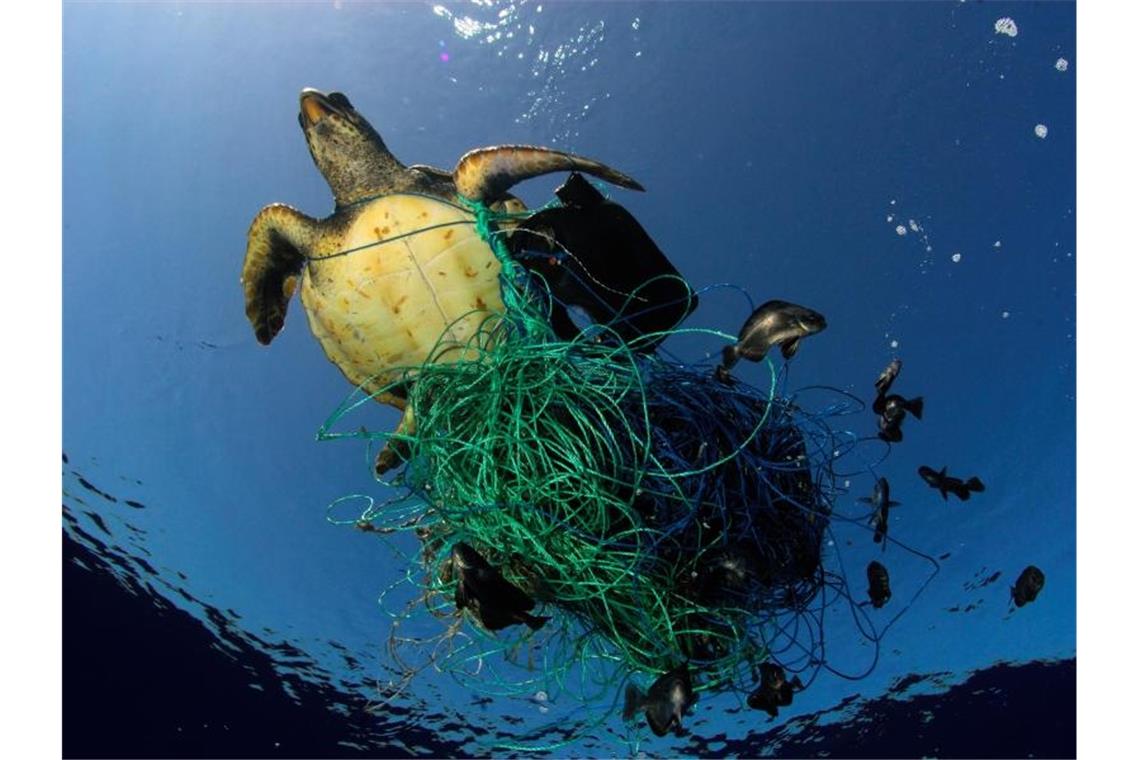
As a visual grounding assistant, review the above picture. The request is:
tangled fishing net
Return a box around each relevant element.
[318,184,923,745]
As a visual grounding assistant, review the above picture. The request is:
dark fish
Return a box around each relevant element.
[874,358,902,396]
[873,393,923,426]
[746,662,804,718]
[881,394,924,421]
[1011,565,1045,608]
[718,300,827,376]
[691,544,759,604]
[858,477,901,545]
[917,466,985,502]
[622,663,697,737]
[875,395,920,442]
[877,414,903,443]
[451,542,550,632]
[867,560,891,608]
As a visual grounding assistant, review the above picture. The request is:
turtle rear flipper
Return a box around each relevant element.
[242,203,318,345]
[375,406,416,476]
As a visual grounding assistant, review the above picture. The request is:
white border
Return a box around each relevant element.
[2,2,62,757]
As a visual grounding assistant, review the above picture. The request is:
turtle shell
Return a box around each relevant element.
[301,194,504,395]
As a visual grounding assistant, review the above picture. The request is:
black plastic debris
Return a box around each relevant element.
[508,172,698,351]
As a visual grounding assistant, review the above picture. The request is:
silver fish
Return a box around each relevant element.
[719,300,827,374]
[875,358,902,396]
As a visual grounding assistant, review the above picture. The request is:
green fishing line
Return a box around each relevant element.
[317,191,834,748]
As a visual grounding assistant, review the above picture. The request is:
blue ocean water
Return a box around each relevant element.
[63,1,1075,757]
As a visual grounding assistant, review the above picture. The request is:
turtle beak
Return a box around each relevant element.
[299,88,334,128]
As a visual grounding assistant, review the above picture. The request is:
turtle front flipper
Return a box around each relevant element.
[453,145,644,202]
[241,203,319,345]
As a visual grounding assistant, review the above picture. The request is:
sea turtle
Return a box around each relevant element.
[241,88,643,472]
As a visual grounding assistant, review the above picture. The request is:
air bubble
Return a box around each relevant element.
[994,17,1018,37]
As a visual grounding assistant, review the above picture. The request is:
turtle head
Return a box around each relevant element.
[298,88,405,208]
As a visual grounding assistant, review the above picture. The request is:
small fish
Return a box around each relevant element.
[874,395,921,442]
[874,358,902,396]
[1011,565,1045,608]
[718,300,827,376]
[452,542,550,632]
[687,547,760,611]
[623,663,697,737]
[858,477,902,545]
[866,560,891,608]
[746,662,804,718]
[877,414,903,443]
[876,393,924,421]
[917,466,985,502]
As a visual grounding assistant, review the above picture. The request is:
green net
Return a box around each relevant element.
[317,190,838,743]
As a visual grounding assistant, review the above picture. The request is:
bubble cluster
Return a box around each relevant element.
[1035,124,1049,139]
[994,17,1018,38]
[1055,57,1069,72]
[885,201,936,271]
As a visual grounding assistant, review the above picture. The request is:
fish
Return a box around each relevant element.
[694,545,759,600]
[874,358,902,396]
[718,300,827,376]
[877,414,903,443]
[917,466,985,502]
[876,393,924,421]
[451,542,550,632]
[874,395,922,442]
[866,560,891,608]
[622,663,697,737]
[746,662,804,718]
[858,477,902,545]
[870,359,922,439]
[1011,565,1045,608]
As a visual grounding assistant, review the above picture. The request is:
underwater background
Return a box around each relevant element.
[62,1,1075,757]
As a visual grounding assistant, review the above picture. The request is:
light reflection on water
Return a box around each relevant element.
[430,0,646,146]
